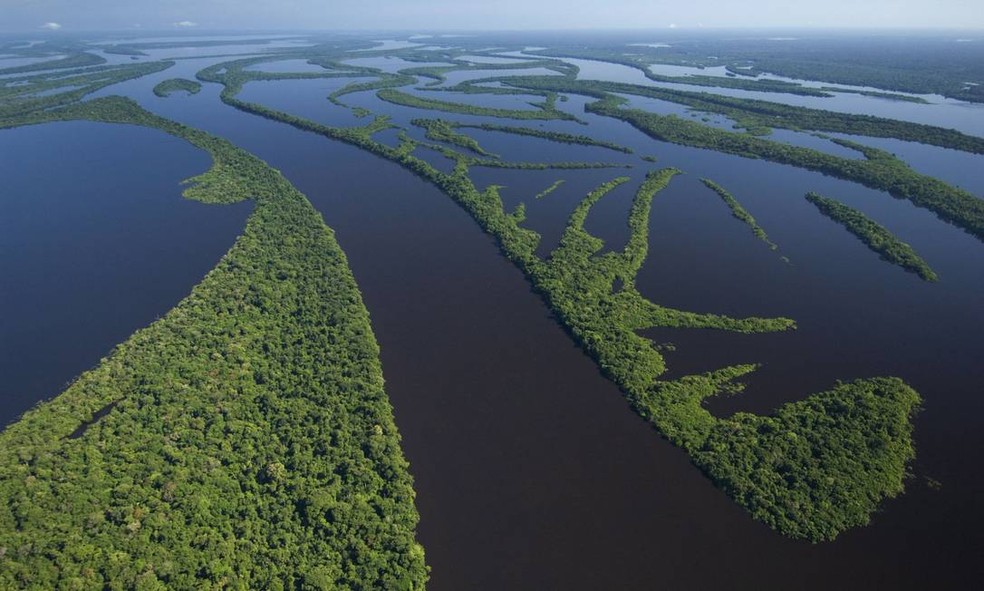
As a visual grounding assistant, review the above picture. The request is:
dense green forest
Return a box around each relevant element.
[153,78,203,98]
[0,50,105,76]
[486,75,984,155]
[376,88,576,120]
[654,36,984,103]
[535,179,566,200]
[459,122,633,153]
[486,78,984,243]
[0,61,175,119]
[411,118,497,156]
[701,179,782,253]
[196,54,921,541]
[530,47,833,96]
[3,33,959,558]
[0,91,427,588]
[806,192,939,281]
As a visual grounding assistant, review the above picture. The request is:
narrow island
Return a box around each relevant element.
[460,122,633,153]
[412,117,496,156]
[535,179,566,199]
[197,54,920,542]
[0,37,935,577]
[153,77,203,97]
[377,87,577,120]
[806,191,939,281]
[701,179,782,252]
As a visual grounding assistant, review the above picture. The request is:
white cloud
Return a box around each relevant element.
[39,22,62,30]
[173,21,198,28]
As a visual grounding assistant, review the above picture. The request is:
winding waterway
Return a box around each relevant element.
[2,36,982,589]
[0,121,251,426]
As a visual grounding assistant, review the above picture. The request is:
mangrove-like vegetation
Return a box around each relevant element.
[535,179,566,199]
[411,118,496,157]
[153,78,203,97]
[490,77,984,243]
[701,179,782,252]
[460,122,633,153]
[377,88,577,120]
[0,51,105,76]
[806,192,939,281]
[638,36,984,103]
[196,54,921,541]
[0,95,428,588]
[491,75,984,156]
[0,36,934,551]
[529,47,833,97]
[532,38,984,103]
[0,61,175,119]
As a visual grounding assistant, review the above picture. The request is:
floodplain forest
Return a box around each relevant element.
[2,30,979,587]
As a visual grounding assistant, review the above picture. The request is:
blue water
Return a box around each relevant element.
[0,121,250,425]
[3,36,983,591]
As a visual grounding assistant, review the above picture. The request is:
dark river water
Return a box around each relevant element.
[0,122,251,425]
[2,41,983,589]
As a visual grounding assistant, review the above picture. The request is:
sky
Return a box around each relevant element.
[3,0,984,32]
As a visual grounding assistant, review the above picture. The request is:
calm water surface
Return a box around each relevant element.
[3,43,983,589]
[0,121,250,426]
[239,55,983,590]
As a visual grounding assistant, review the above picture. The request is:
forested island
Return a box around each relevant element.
[153,78,202,97]
[806,192,939,281]
[701,179,782,252]
[0,70,426,590]
[2,28,981,589]
[190,49,926,542]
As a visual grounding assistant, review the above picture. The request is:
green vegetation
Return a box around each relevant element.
[806,192,939,281]
[467,158,620,170]
[494,75,984,155]
[0,97,427,588]
[666,91,979,153]
[416,141,619,171]
[818,87,929,103]
[533,171,794,388]
[460,122,633,153]
[421,81,553,99]
[650,370,919,541]
[411,118,496,156]
[703,38,984,103]
[377,88,577,120]
[531,47,833,96]
[536,172,916,541]
[329,75,417,105]
[535,179,565,199]
[493,78,984,242]
[103,46,148,57]
[0,61,174,119]
[554,38,984,103]
[0,51,105,75]
[153,78,202,97]
[399,58,574,87]
[701,179,781,252]
[197,53,923,540]
[0,37,931,548]
[409,117,634,156]
[195,59,617,171]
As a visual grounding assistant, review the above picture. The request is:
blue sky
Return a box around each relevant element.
[3,0,984,32]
